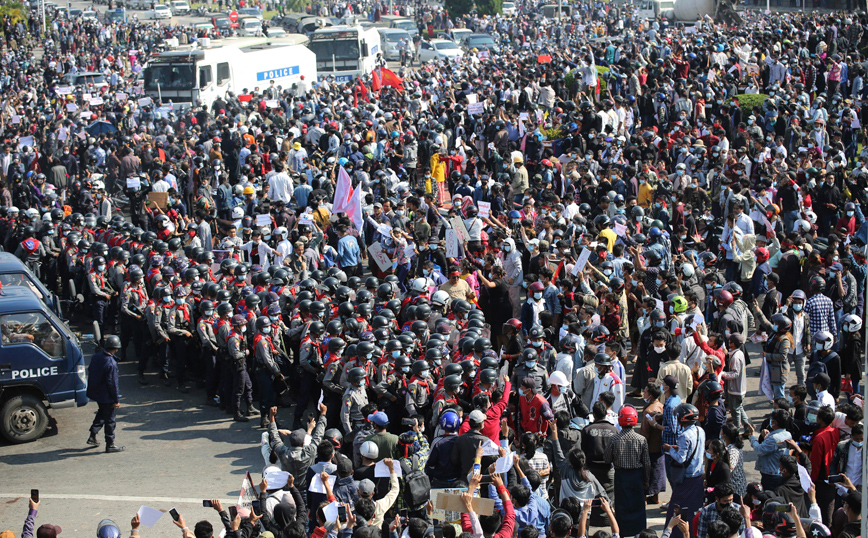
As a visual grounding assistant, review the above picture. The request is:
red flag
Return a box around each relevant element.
[380,68,404,93]
[371,70,382,91]
[357,79,369,102]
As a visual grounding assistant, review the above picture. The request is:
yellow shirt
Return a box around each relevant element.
[431,154,446,183]
[638,183,655,208]
[599,228,617,251]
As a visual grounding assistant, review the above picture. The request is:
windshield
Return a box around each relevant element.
[469,37,494,45]
[383,32,408,42]
[436,41,459,50]
[503,2,515,6]
[395,21,414,30]
[309,38,360,61]
[144,63,195,90]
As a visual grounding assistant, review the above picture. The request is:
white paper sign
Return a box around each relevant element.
[136,506,164,527]
[477,201,491,218]
[481,440,500,456]
[494,452,515,474]
[798,464,813,493]
[450,217,470,243]
[655,299,665,312]
[17,136,33,150]
[478,50,490,60]
[467,102,484,115]
[117,92,128,101]
[323,501,340,522]
[126,176,141,189]
[264,470,290,489]
[571,248,591,275]
[55,86,72,95]
[90,97,104,106]
[368,242,393,272]
[82,93,92,101]
[66,103,78,112]
[613,223,627,236]
[374,460,403,477]
[466,93,478,104]
[11,115,21,124]
[299,215,314,226]
[445,229,459,257]
[378,223,393,237]
[308,473,337,493]
[266,99,280,108]
[138,97,152,107]
[58,128,68,141]
[255,213,272,226]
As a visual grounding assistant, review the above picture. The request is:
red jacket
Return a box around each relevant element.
[811,425,840,482]
[461,492,515,538]
[458,380,511,443]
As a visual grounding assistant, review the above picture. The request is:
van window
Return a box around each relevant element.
[199,66,212,88]
[217,62,230,84]
[1,313,65,358]
[0,273,45,301]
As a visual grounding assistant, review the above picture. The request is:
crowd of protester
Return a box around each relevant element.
[1,0,868,537]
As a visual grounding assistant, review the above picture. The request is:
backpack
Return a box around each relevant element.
[805,353,834,398]
[403,454,431,507]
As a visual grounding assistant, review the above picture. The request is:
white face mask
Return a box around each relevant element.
[653,345,666,354]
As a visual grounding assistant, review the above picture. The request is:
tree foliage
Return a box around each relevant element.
[444,0,474,18]
[0,1,27,27]
[476,0,502,16]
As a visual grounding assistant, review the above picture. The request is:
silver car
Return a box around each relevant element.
[377,28,411,61]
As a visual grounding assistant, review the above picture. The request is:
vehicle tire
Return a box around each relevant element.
[0,394,49,443]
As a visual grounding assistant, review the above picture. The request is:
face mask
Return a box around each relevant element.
[396,210,404,216]
[853,441,864,449]
[175,297,186,305]
[848,211,854,217]
[503,244,512,252]
[807,413,818,424]
[163,296,173,303]
[793,303,803,312]
[603,269,613,276]
[401,366,410,373]
[669,306,675,314]
[423,269,431,277]
[654,345,666,353]
[97,265,106,272]
[263,326,272,334]
[392,350,401,359]
[525,360,536,368]
[656,278,662,286]
[270,316,280,323]
[706,451,714,459]
[534,292,542,300]
[511,219,519,225]
[532,340,543,348]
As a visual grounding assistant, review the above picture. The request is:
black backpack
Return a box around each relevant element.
[403,454,430,507]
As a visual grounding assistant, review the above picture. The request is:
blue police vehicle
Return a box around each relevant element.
[0,287,88,443]
[0,252,64,319]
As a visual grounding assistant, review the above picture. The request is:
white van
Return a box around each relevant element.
[239,17,262,37]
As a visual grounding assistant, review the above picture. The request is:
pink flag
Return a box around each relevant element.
[333,166,353,213]
[345,180,364,231]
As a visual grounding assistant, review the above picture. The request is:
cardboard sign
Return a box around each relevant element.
[368,242,393,272]
[745,64,759,76]
[137,97,152,107]
[450,216,470,243]
[435,492,495,516]
[255,213,272,227]
[430,488,467,523]
[477,201,491,218]
[467,102,484,115]
[147,191,169,209]
[237,471,257,510]
[538,54,552,63]
[445,229,459,257]
[571,247,591,275]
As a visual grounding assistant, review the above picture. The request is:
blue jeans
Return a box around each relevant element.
[772,382,786,399]
[784,210,800,235]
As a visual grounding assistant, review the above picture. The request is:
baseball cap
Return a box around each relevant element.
[469,410,486,425]
[367,411,389,426]
[359,479,376,496]
[36,524,62,538]
[289,429,307,447]
[663,375,678,391]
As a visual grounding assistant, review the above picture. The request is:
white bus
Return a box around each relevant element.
[307,25,381,83]
[142,39,316,108]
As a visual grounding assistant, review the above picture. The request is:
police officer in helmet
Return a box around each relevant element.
[86,335,125,453]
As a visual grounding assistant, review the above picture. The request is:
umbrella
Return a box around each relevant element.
[85,120,118,136]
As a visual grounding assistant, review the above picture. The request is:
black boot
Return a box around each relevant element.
[234,413,249,422]
[245,407,259,417]
[138,374,149,385]
[260,416,269,429]
[87,434,99,447]
[105,444,125,453]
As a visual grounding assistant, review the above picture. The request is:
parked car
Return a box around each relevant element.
[54,6,68,17]
[265,26,287,38]
[377,28,411,61]
[58,71,109,89]
[169,0,189,15]
[105,8,127,22]
[237,7,262,20]
[81,9,98,20]
[149,4,171,19]
[418,39,464,62]
[68,7,82,17]
[238,16,262,36]
[464,33,499,54]
[502,1,516,14]
[212,14,236,31]
[450,28,472,45]
[384,16,418,36]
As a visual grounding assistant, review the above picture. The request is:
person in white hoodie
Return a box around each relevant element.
[273,227,292,267]
[502,237,523,318]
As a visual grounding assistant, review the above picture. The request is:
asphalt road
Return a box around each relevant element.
[0,335,774,535]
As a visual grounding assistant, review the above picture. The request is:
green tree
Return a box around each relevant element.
[0,1,27,30]
[476,0,501,16]
[444,0,474,18]
[283,0,308,13]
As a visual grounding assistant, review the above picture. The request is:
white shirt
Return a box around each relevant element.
[274,239,292,267]
[268,172,294,204]
[817,390,836,408]
[152,179,170,192]
[845,442,862,486]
